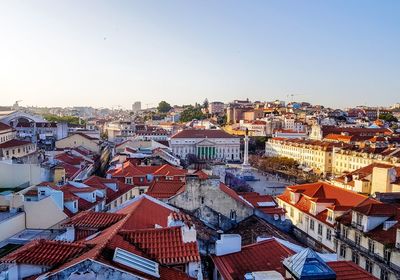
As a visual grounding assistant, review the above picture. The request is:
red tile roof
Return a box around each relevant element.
[84,176,135,204]
[212,239,294,280]
[277,182,371,224]
[171,129,237,139]
[146,180,186,199]
[0,240,90,267]
[193,170,209,179]
[108,162,186,179]
[212,239,378,280]
[327,261,378,280]
[0,122,12,131]
[120,227,200,265]
[117,196,175,230]
[63,211,126,229]
[57,162,80,179]
[353,203,397,217]
[0,139,32,149]
[5,196,196,280]
[55,152,85,166]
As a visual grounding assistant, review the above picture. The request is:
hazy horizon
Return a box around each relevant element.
[1,0,399,109]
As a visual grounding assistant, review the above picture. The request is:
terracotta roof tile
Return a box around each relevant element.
[120,227,200,265]
[0,139,32,149]
[147,180,186,199]
[0,239,90,267]
[327,261,378,279]
[212,239,294,279]
[63,211,126,229]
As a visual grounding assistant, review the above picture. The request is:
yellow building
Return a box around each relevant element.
[331,162,400,195]
[332,146,400,175]
[56,133,100,153]
[265,138,342,175]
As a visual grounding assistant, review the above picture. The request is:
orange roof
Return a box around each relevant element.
[63,211,126,229]
[193,170,209,179]
[327,261,378,280]
[0,239,90,267]
[8,196,196,280]
[212,239,294,279]
[117,196,175,230]
[277,182,372,224]
[109,162,186,178]
[120,227,200,265]
[146,180,185,199]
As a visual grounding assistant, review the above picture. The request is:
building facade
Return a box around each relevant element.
[170,129,241,162]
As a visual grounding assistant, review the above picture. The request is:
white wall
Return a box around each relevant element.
[0,161,47,188]
[0,212,25,242]
[24,196,68,229]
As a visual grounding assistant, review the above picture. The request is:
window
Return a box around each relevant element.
[139,189,145,195]
[298,212,303,224]
[342,227,348,239]
[290,192,296,203]
[356,212,363,226]
[380,269,389,280]
[230,210,237,221]
[365,259,373,274]
[355,233,361,246]
[125,177,133,185]
[384,248,391,263]
[326,229,332,241]
[339,245,346,258]
[310,219,315,231]
[368,239,375,254]
[327,211,333,222]
[351,251,359,265]
[201,197,205,204]
[318,224,323,236]
[310,203,316,214]
[290,207,294,218]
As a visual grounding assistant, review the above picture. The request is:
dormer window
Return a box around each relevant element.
[327,210,334,223]
[310,202,316,214]
[356,212,363,226]
[290,192,296,203]
[125,177,133,185]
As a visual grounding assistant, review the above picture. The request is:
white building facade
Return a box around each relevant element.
[170,129,240,161]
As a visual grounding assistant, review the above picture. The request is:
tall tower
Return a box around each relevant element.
[242,128,250,168]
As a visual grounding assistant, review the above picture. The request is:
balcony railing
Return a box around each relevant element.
[336,234,400,274]
[351,222,364,231]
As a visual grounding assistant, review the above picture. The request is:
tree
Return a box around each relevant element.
[43,114,84,125]
[180,106,206,122]
[157,101,172,113]
[379,113,398,123]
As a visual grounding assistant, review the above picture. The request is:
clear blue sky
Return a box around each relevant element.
[0,0,399,109]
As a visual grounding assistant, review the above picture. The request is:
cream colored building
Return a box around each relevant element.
[0,122,16,144]
[56,133,100,153]
[331,163,400,195]
[276,182,369,253]
[336,203,400,280]
[265,138,341,175]
[332,146,400,175]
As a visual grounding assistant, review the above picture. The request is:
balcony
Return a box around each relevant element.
[337,233,400,275]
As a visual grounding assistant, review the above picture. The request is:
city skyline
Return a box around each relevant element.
[1,0,399,109]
